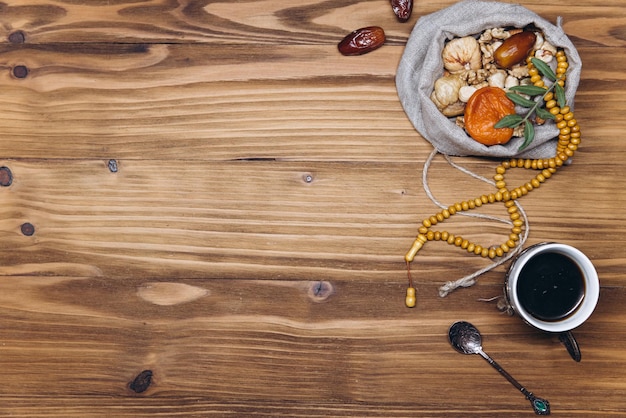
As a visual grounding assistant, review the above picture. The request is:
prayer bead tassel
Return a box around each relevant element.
[405,286,416,308]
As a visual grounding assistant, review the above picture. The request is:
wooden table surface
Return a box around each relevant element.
[0,0,624,416]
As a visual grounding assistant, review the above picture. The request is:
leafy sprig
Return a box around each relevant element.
[494,58,566,151]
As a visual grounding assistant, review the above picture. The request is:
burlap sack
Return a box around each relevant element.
[396,0,581,158]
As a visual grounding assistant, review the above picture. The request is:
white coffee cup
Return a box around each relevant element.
[505,242,599,333]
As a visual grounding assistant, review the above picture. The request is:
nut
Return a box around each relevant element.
[338,26,385,56]
[534,49,554,63]
[535,40,557,63]
[458,85,478,102]
[487,70,507,88]
[504,75,520,90]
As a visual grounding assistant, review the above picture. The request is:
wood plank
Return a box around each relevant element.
[0,279,624,416]
[0,44,622,161]
[0,0,623,47]
[0,159,623,287]
[0,0,624,415]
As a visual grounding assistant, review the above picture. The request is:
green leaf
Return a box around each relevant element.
[517,120,535,151]
[495,114,523,128]
[508,85,547,96]
[524,119,534,141]
[531,58,557,81]
[535,106,555,120]
[506,92,536,108]
[555,82,566,108]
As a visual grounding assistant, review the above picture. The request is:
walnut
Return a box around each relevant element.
[507,64,529,79]
[463,68,492,85]
[480,40,502,66]
[482,27,510,41]
[442,36,482,73]
[483,62,497,73]
[478,27,510,44]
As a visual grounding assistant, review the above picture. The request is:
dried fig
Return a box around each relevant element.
[431,74,467,116]
[338,26,385,56]
[442,36,482,73]
[391,0,413,22]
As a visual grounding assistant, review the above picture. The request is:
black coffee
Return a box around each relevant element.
[516,252,585,322]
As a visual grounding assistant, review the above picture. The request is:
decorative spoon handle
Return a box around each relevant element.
[478,350,550,415]
[526,393,551,416]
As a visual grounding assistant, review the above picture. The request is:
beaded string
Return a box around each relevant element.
[423,149,531,297]
[404,49,578,308]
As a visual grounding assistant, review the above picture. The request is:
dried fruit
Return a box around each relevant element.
[391,0,413,22]
[442,36,482,73]
[464,86,516,145]
[494,31,537,69]
[338,26,385,56]
[431,74,467,117]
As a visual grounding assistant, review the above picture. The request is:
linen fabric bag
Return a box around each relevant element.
[396,0,581,158]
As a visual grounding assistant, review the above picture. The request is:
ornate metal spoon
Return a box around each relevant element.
[448,321,550,415]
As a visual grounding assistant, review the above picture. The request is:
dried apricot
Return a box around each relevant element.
[464,87,516,146]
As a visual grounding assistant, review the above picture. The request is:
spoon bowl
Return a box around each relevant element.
[449,320,483,355]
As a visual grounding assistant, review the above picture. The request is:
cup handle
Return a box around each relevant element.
[559,331,581,362]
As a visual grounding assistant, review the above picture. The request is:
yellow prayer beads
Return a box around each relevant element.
[405,49,580,307]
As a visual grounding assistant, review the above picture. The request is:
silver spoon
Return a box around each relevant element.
[448,321,550,415]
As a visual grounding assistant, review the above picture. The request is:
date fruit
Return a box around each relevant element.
[338,26,385,56]
[391,0,413,22]
[494,31,537,69]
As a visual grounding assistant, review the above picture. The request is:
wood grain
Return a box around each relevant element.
[0,0,625,416]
